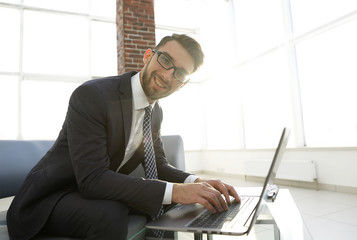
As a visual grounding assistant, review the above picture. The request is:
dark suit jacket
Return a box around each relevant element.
[6,71,191,240]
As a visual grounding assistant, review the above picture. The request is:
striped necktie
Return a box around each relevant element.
[143,106,159,180]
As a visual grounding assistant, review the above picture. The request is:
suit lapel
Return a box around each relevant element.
[118,71,138,148]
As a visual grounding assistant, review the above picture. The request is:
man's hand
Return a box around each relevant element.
[195,177,240,206]
[172,178,240,214]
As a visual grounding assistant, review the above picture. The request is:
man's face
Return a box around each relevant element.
[140,40,195,103]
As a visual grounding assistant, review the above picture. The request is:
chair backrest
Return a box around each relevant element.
[0,135,185,198]
[0,140,55,198]
[161,135,186,171]
[130,135,186,177]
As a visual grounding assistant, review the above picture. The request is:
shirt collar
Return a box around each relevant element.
[131,72,156,110]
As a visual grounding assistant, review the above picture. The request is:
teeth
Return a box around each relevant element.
[155,77,164,88]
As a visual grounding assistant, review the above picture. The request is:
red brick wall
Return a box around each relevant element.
[116,0,156,74]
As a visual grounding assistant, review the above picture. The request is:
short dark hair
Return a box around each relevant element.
[155,34,204,73]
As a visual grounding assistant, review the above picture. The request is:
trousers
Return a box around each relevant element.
[40,192,131,240]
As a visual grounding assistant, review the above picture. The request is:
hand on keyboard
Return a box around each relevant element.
[172,178,240,214]
[194,178,241,205]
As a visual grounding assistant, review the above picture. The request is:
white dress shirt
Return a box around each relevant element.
[117,72,197,204]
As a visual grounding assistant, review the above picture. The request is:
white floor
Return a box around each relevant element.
[177,173,357,240]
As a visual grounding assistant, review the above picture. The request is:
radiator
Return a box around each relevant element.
[244,159,317,183]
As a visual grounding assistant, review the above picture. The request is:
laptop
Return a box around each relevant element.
[146,127,290,236]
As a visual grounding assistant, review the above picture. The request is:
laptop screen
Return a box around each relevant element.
[246,127,290,232]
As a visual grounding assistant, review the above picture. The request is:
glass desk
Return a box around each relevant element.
[146,188,306,240]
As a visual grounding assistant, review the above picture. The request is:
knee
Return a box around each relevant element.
[88,201,129,239]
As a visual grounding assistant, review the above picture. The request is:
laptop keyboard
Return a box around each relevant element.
[187,197,250,229]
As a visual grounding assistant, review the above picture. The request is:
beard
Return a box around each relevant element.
[141,64,175,102]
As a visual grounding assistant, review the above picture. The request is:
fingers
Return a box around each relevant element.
[198,193,220,213]
[214,180,231,206]
[209,181,229,210]
[172,180,241,214]
[208,179,241,204]
[226,184,241,203]
[198,183,227,213]
[172,183,226,213]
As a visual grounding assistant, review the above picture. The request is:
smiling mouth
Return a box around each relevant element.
[154,75,167,89]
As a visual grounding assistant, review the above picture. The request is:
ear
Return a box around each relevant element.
[143,49,153,64]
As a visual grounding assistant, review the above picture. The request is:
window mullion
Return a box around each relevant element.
[17,0,24,139]
[282,0,306,147]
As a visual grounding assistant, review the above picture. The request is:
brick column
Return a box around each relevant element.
[116,0,156,75]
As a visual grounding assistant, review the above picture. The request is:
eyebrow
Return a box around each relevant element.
[161,51,190,75]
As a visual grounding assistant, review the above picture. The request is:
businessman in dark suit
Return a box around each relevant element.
[6,34,239,240]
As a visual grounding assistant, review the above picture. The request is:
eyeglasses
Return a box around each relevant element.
[152,50,190,84]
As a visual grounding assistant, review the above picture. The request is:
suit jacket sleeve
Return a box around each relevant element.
[66,82,166,216]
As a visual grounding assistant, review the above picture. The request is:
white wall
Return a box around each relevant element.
[185,148,357,190]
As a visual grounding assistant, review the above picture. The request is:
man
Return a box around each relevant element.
[7,34,239,240]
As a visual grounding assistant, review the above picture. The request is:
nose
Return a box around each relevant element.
[161,68,176,82]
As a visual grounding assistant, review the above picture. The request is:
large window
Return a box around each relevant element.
[296,18,357,147]
[0,0,117,140]
[2,0,356,149]
[156,0,357,149]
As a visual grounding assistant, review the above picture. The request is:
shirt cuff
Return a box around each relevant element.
[184,174,198,183]
[163,182,173,205]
